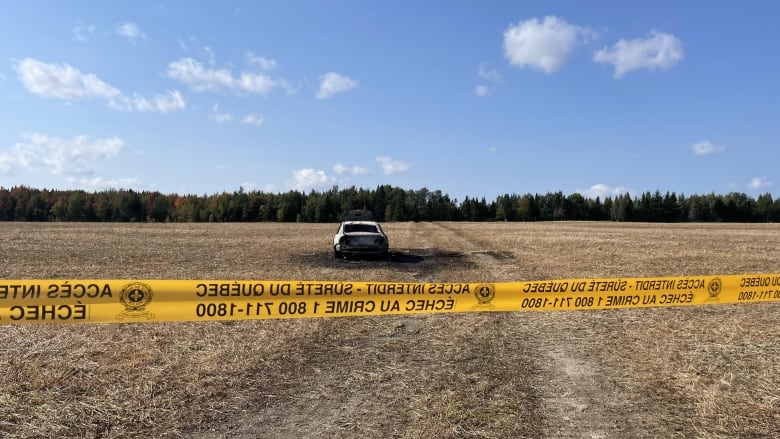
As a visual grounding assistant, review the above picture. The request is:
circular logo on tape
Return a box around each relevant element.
[707,278,722,299]
[474,284,496,305]
[120,282,153,311]
[117,282,155,320]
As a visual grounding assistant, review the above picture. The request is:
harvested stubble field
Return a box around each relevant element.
[1,221,779,439]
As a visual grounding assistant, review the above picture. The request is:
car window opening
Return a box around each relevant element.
[345,224,379,233]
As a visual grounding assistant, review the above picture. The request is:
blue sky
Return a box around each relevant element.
[1,1,778,202]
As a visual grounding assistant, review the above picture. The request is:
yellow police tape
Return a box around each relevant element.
[1,274,780,323]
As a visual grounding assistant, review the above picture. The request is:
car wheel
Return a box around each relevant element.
[334,248,342,259]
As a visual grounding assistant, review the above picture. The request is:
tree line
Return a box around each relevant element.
[1,185,778,223]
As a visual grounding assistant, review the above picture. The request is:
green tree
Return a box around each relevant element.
[116,190,144,222]
[67,191,92,221]
[566,193,587,220]
[756,193,775,222]
[516,194,538,221]
[149,193,171,222]
[0,188,15,220]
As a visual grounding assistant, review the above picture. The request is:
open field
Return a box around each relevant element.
[1,221,779,438]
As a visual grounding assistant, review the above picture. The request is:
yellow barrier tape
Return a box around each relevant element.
[1,274,780,323]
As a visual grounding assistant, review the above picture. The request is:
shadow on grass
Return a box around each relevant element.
[325,252,419,263]
[292,248,475,275]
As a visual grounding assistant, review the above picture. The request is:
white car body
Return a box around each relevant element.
[333,220,389,258]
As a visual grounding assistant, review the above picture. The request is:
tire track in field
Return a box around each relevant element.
[424,222,518,282]
[422,222,628,438]
[538,324,626,439]
[404,222,473,283]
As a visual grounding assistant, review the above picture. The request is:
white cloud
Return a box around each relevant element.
[594,31,684,78]
[203,46,216,66]
[691,140,725,156]
[210,104,232,124]
[0,133,125,177]
[478,65,503,83]
[290,168,336,191]
[240,182,260,192]
[167,57,282,95]
[0,152,15,174]
[246,52,279,71]
[333,163,369,175]
[214,112,233,124]
[116,22,146,43]
[115,90,187,113]
[316,72,358,99]
[148,90,186,113]
[242,113,264,126]
[14,58,121,100]
[474,85,491,97]
[15,58,184,113]
[209,108,264,126]
[72,176,145,190]
[748,177,773,190]
[376,156,409,175]
[72,21,96,42]
[503,16,593,73]
[475,64,503,97]
[578,184,634,199]
[167,58,236,91]
[177,36,196,52]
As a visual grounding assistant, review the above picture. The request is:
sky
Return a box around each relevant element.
[1,1,778,202]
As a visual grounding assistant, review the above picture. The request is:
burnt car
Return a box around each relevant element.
[333,210,389,258]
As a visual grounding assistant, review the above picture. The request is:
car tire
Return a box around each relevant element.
[334,248,342,259]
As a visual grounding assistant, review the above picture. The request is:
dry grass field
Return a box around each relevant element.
[1,221,779,438]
